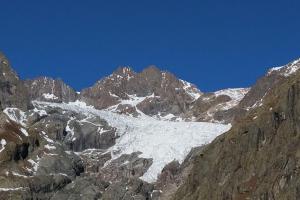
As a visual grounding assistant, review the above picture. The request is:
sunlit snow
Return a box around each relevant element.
[180,79,202,100]
[0,139,7,152]
[42,93,59,100]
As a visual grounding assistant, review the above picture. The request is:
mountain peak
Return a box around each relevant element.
[112,66,136,80]
[142,65,161,73]
[113,66,134,74]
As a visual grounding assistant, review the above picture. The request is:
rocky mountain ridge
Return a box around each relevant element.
[21,63,249,124]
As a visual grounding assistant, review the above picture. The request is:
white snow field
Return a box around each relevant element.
[33,101,231,183]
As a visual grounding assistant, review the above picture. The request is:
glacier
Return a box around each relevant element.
[33,100,231,183]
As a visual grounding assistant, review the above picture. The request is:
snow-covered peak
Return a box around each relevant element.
[180,79,202,100]
[267,58,300,77]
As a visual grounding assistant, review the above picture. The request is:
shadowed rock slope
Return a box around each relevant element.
[172,59,300,199]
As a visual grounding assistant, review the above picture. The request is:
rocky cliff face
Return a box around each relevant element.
[25,77,78,103]
[0,52,31,111]
[0,108,84,199]
[172,58,300,200]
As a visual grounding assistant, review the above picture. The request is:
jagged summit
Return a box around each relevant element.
[112,66,136,79]
[80,65,207,121]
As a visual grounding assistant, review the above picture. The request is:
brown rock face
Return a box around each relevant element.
[172,60,300,200]
[25,77,77,103]
[0,52,31,111]
[80,66,202,116]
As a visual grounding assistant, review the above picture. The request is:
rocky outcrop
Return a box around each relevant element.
[101,178,154,200]
[0,52,31,111]
[172,59,300,199]
[47,150,154,199]
[154,146,205,200]
[31,103,117,152]
[0,108,84,200]
[25,77,77,103]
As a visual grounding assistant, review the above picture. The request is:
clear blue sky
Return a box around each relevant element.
[1,0,299,92]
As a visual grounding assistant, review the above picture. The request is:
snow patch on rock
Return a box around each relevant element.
[180,79,202,100]
[214,88,250,110]
[42,93,59,100]
[20,128,29,136]
[0,187,28,191]
[0,139,7,152]
[3,108,27,126]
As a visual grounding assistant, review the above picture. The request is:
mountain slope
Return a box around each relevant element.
[172,58,300,200]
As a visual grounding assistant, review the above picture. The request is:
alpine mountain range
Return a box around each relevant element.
[0,51,300,199]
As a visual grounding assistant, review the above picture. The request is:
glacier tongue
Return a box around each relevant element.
[34,100,231,183]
